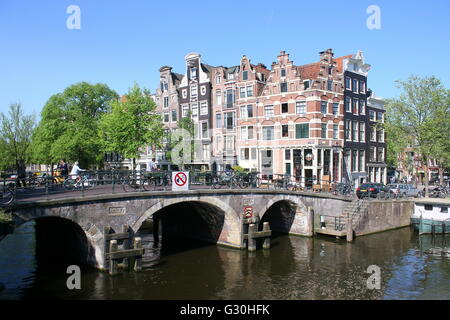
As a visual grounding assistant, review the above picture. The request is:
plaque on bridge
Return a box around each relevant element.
[172,171,189,191]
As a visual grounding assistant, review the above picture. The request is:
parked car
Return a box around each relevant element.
[356,183,389,199]
[387,184,423,198]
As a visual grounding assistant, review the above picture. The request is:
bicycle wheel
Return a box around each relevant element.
[142,178,156,191]
[238,177,250,189]
[0,188,14,205]
[123,179,138,192]
[86,178,97,190]
[63,178,76,191]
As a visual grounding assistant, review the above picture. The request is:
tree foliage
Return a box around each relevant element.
[385,75,450,194]
[0,103,36,175]
[32,82,118,168]
[99,84,164,167]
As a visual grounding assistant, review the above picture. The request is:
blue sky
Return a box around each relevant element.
[0,0,449,117]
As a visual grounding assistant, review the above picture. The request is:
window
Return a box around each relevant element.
[163,112,169,122]
[224,112,235,129]
[241,148,250,161]
[345,120,351,140]
[247,104,253,118]
[216,113,222,129]
[345,96,351,112]
[171,110,177,122]
[345,77,351,89]
[190,67,197,80]
[377,147,384,162]
[352,121,358,142]
[200,101,208,115]
[190,85,198,97]
[243,71,248,81]
[352,99,358,115]
[359,80,365,93]
[333,124,339,139]
[263,126,274,140]
[370,127,376,141]
[215,75,221,84]
[370,146,376,161]
[240,87,246,98]
[228,73,234,80]
[377,129,384,143]
[285,149,291,160]
[359,100,365,114]
[296,101,306,114]
[282,103,288,113]
[327,80,333,91]
[303,80,310,89]
[216,90,222,105]
[225,135,235,152]
[241,127,247,140]
[370,110,376,121]
[359,122,365,142]
[280,82,288,93]
[248,126,254,139]
[264,105,274,117]
[377,112,384,123]
[163,96,169,108]
[295,123,309,139]
[246,86,253,97]
[328,67,333,75]
[352,150,358,172]
[226,89,234,107]
[333,103,339,115]
[282,125,289,137]
[202,144,210,160]
[281,68,286,77]
[182,105,189,117]
[201,122,208,139]
[359,150,365,172]
[321,101,327,114]
[321,123,327,138]
[352,79,358,92]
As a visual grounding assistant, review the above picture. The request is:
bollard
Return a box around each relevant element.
[109,240,118,275]
[248,224,256,252]
[262,222,271,249]
[134,237,143,272]
[346,216,353,242]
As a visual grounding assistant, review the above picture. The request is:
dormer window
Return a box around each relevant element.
[281,68,286,77]
[228,73,234,80]
[303,80,310,90]
[243,71,248,81]
[216,75,221,84]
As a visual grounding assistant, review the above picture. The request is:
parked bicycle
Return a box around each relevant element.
[212,172,242,189]
[120,172,153,192]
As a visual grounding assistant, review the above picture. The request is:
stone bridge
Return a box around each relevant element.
[11,189,352,270]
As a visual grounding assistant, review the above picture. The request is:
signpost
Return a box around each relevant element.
[172,171,189,191]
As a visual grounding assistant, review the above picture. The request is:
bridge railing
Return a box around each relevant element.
[3,169,359,203]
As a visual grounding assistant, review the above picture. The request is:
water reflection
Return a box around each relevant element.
[0,221,449,300]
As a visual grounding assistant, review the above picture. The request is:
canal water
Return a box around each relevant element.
[0,221,449,300]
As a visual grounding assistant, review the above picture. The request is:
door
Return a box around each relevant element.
[305,169,313,188]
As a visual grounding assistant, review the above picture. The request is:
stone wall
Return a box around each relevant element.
[354,200,413,236]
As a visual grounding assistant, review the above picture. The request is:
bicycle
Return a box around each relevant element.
[212,172,241,189]
[121,172,154,192]
[0,186,15,206]
[64,174,97,191]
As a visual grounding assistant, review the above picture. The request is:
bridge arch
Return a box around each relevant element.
[134,197,242,248]
[259,195,309,234]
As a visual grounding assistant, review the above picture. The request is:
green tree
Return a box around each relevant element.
[32,82,118,168]
[166,112,195,170]
[0,103,36,179]
[99,84,164,170]
[385,75,449,196]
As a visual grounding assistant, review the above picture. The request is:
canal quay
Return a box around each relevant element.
[0,188,449,300]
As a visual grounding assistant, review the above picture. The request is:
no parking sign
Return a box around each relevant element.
[172,171,189,191]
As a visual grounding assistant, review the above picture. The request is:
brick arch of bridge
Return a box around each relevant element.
[257,194,310,234]
[132,196,242,248]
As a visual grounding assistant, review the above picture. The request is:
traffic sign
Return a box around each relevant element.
[172,171,189,191]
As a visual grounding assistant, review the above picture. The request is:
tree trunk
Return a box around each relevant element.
[439,166,444,186]
[423,161,429,198]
